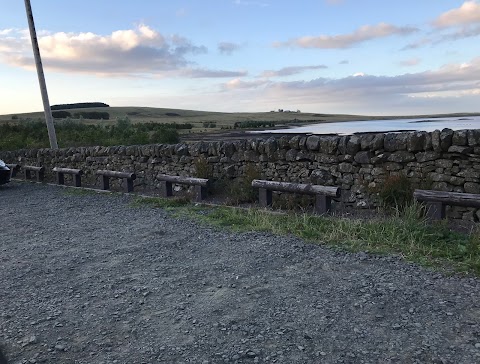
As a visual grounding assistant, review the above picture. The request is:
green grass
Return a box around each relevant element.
[132,196,480,276]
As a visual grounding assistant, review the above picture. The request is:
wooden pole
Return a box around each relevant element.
[24,0,58,149]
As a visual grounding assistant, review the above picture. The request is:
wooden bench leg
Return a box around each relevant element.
[315,195,332,215]
[194,185,207,202]
[259,188,273,207]
[74,174,82,187]
[37,170,45,182]
[57,172,65,185]
[425,202,445,220]
[24,170,32,180]
[101,175,110,190]
[126,178,134,193]
[160,181,173,197]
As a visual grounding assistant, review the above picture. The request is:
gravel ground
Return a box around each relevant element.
[1,182,480,364]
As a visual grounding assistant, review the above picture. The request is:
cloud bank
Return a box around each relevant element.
[275,23,418,49]
[0,25,243,78]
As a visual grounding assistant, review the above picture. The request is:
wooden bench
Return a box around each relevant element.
[96,170,136,192]
[53,167,83,187]
[252,179,340,214]
[157,174,209,202]
[6,164,20,178]
[24,165,45,182]
[414,189,480,220]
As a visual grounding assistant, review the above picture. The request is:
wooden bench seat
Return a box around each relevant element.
[24,165,45,182]
[414,189,480,220]
[96,170,136,192]
[53,167,83,187]
[252,179,339,214]
[157,174,209,202]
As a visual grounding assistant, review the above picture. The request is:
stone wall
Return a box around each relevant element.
[2,128,480,220]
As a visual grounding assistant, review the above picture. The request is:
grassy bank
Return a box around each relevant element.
[132,196,480,276]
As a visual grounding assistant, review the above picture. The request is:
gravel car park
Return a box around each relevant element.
[0,160,10,185]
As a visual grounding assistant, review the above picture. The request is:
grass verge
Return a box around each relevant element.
[132,197,480,276]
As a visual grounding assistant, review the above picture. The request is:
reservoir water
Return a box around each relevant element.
[256,116,480,136]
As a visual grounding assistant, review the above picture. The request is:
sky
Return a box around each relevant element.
[0,0,479,116]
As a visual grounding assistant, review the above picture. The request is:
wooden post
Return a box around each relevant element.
[101,175,110,190]
[315,195,332,215]
[195,185,207,202]
[259,188,273,207]
[56,172,65,185]
[160,181,173,197]
[24,0,58,149]
[425,202,445,220]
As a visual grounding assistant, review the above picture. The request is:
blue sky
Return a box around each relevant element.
[1,0,479,115]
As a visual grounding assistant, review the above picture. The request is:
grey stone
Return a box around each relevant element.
[306,136,320,151]
[319,136,338,154]
[453,130,468,146]
[440,128,454,151]
[415,151,441,163]
[407,132,427,152]
[388,151,415,163]
[447,146,473,154]
[346,135,361,155]
[354,151,372,164]
[464,182,480,194]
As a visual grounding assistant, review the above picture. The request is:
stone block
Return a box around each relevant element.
[306,135,320,151]
[452,130,468,145]
[319,136,338,154]
[354,151,372,164]
[407,131,427,152]
[464,182,480,194]
[415,151,441,163]
[387,151,415,163]
[440,128,454,151]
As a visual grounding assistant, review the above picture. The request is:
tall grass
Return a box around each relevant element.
[188,202,480,275]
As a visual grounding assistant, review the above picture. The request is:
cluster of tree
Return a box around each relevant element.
[51,102,110,110]
[203,122,217,128]
[51,111,110,120]
[234,120,275,129]
[0,117,179,151]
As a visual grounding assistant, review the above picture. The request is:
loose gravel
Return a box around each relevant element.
[1,182,480,364]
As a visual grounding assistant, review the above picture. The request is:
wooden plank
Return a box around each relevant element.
[413,189,480,208]
[53,167,83,175]
[157,174,209,187]
[252,179,339,197]
[96,170,136,180]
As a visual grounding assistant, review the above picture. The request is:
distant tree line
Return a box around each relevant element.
[234,120,275,129]
[52,111,110,120]
[0,117,180,151]
[51,102,110,110]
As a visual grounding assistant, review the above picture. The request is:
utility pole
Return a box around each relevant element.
[24,0,58,149]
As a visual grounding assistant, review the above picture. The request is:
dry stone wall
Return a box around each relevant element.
[2,128,480,220]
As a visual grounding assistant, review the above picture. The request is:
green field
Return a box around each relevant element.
[3,106,478,130]
[1,106,480,150]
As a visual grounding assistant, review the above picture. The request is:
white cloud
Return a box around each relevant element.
[181,68,248,78]
[433,1,480,28]
[0,25,240,78]
[260,65,327,78]
[274,23,418,49]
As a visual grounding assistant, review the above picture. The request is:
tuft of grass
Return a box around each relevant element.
[191,202,480,276]
[128,196,480,276]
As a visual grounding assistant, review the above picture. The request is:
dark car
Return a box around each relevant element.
[0,160,11,185]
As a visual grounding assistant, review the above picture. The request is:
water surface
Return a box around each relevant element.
[255,116,480,135]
